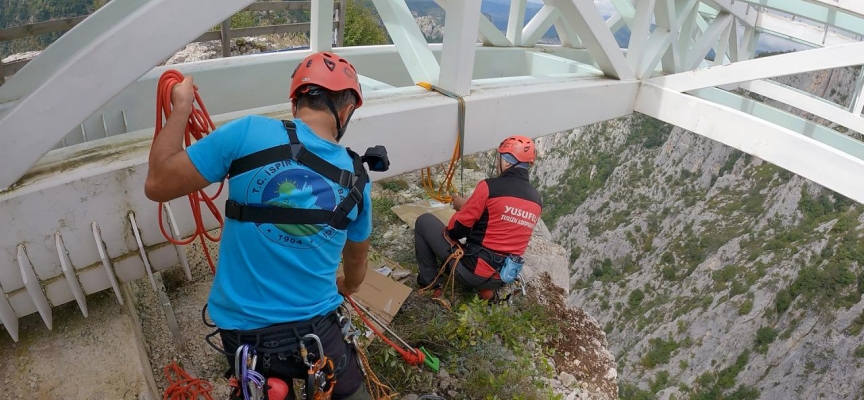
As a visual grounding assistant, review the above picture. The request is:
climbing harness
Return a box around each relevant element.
[299,334,337,400]
[416,82,466,203]
[223,120,388,229]
[153,69,223,273]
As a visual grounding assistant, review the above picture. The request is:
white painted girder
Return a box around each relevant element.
[370,0,440,84]
[650,42,864,92]
[801,0,864,20]
[311,0,335,52]
[548,0,635,80]
[850,65,864,116]
[636,83,864,204]
[433,0,512,48]
[688,12,732,70]
[438,0,483,95]
[521,6,561,47]
[626,0,657,75]
[0,0,147,105]
[739,79,864,134]
[691,87,864,161]
[508,0,528,46]
[735,0,864,36]
[700,0,758,27]
[757,13,856,48]
[0,0,256,191]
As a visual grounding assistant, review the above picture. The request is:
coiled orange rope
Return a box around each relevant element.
[154,69,223,274]
[162,361,214,400]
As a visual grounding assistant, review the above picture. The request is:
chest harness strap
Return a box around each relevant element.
[224,120,374,230]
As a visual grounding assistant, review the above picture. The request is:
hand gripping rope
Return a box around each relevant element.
[153,69,224,274]
[416,82,466,203]
[154,70,224,398]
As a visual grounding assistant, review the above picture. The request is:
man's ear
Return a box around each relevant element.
[338,103,356,125]
[291,100,297,116]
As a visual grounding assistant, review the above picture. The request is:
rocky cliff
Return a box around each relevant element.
[532,65,864,399]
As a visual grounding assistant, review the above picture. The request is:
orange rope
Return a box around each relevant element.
[345,295,426,367]
[153,69,223,274]
[353,343,397,400]
[162,361,214,400]
[417,82,465,203]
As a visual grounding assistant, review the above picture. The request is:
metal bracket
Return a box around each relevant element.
[55,232,88,317]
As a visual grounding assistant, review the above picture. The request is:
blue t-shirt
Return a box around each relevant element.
[187,115,372,330]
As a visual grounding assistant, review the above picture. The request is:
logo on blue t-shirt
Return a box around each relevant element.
[246,160,340,249]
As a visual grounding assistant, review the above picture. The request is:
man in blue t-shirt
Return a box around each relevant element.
[145,52,373,400]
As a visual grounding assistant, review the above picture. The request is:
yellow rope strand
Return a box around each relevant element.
[416,82,466,203]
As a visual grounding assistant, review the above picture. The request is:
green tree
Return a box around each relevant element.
[343,0,388,46]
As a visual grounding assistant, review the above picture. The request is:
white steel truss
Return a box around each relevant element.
[0,0,863,341]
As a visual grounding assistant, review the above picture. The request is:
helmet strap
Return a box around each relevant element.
[302,86,353,142]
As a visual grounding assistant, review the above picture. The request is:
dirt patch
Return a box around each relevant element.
[528,274,618,400]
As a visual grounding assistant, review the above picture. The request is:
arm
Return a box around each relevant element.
[446,181,490,241]
[144,77,210,202]
[338,239,370,294]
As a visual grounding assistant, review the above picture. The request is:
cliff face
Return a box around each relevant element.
[532,65,864,399]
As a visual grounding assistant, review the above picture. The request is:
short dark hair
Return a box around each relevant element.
[296,86,357,111]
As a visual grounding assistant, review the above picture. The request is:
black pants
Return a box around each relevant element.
[414,213,504,291]
[218,310,369,400]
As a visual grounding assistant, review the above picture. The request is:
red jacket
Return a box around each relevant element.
[446,167,543,278]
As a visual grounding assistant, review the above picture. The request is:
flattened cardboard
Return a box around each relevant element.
[391,200,456,229]
[338,248,412,327]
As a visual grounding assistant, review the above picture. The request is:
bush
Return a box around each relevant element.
[755,326,777,353]
[738,299,753,316]
[642,338,679,368]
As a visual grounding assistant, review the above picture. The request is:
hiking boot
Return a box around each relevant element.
[478,289,494,300]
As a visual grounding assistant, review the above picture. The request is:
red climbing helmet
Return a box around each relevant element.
[290,51,363,108]
[497,135,536,164]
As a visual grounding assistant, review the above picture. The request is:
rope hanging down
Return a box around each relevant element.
[153,69,224,274]
[416,82,466,203]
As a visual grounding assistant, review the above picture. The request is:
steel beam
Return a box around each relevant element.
[626,0,656,75]
[370,0,440,84]
[700,0,758,27]
[688,12,732,69]
[548,0,635,80]
[756,13,857,48]
[478,13,513,47]
[0,0,147,105]
[692,87,864,161]
[508,0,528,46]
[0,0,255,191]
[636,82,864,204]
[650,42,864,92]
[850,66,864,116]
[801,0,864,20]
[311,0,335,52]
[736,0,864,36]
[438,0,483,95]
[522,6,561,47]
[739,79,864,134]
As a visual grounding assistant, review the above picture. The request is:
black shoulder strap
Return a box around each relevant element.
[224,120,368,230]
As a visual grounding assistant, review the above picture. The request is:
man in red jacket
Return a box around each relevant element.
[414,135,543,299]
